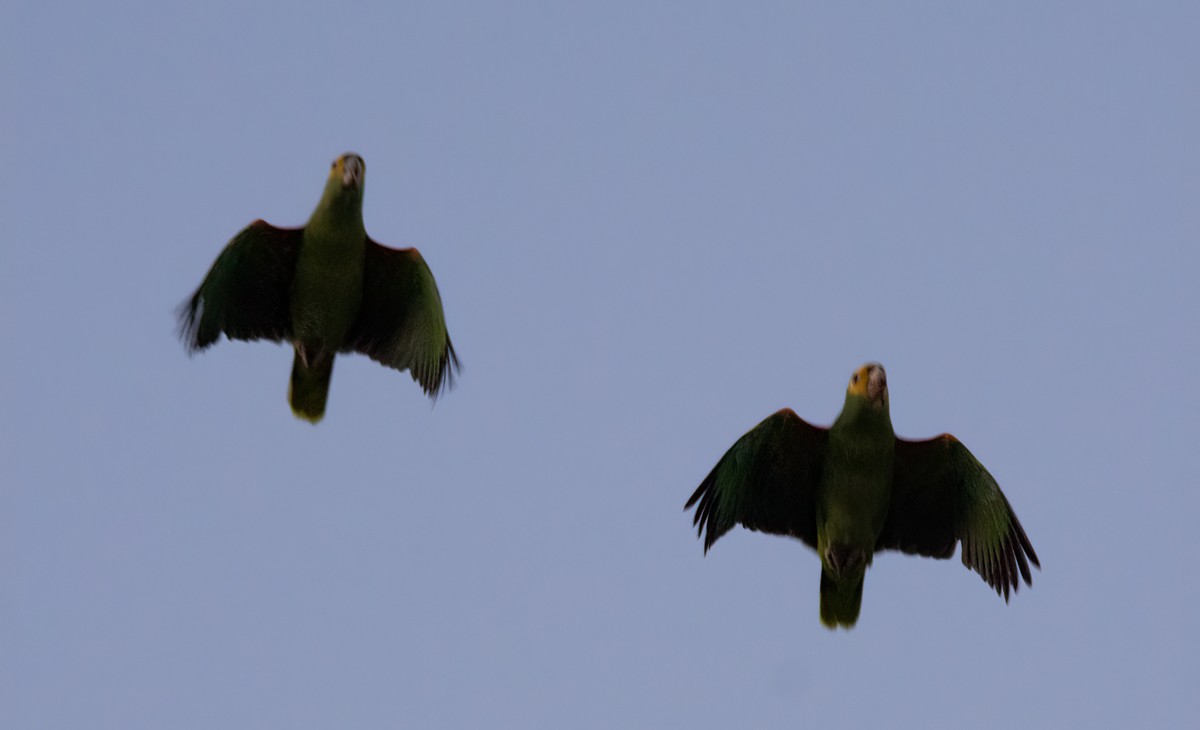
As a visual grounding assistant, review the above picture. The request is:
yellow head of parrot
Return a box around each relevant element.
[847,362,888,409]
[330,153,365,190]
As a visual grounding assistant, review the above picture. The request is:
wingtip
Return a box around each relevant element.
[421,339,462,403]
[174,299,199,349]
[174,290,219,354]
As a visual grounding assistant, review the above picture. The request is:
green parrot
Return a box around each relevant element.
[685,363,1039,629]
[178,153,458,422]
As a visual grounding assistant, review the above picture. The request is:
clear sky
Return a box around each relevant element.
[2,2,1196,728]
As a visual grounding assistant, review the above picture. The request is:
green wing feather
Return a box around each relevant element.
[177,220,302,351]
[344,240,459,398]
[879,435,1040,601]
[685,409,827,553]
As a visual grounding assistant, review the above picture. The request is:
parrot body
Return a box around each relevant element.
[179,154,457,422]
[287,161,368,420]
[686,363,1039,629]
[817,392,894,627]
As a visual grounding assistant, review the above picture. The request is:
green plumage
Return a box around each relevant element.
[686,363,1039,629]
[178,153,458,422]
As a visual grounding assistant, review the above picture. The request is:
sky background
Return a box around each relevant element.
[2,2,1197,728]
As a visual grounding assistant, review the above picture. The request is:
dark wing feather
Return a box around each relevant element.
[177,220,302,351]
[685,409,827,553]
[344,240,458,398]
[879,435,1041,601]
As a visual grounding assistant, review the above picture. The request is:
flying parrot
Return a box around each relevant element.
[685,363,1039,629]
[178,153,458,422]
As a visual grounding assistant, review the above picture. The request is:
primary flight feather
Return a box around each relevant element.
[686,363,1039,629]
[178,153,458,422]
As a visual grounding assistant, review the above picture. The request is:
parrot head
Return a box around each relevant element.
[834,362,891,428]
[331,153,365,190]
[310,153,367,226]
[847,362,887,410]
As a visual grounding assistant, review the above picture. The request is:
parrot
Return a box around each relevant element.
[685,363,1039,629]
[178,153,458,422]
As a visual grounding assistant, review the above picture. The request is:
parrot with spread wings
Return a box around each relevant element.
[686,363,1039,629]
[178,153,458,422]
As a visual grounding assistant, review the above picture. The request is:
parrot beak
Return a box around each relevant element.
[866,364,888,408]
[341,154,364,190]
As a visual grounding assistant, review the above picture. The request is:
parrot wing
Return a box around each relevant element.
[879,434,1040,601]
[177,220,302,352]
[345,240,459,398]
[685,409,827,553]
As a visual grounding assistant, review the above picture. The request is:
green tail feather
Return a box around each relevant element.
[289,351,334,423]
[819,570,864,629]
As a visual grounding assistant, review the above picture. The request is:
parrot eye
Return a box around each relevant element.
[851,373,860,385]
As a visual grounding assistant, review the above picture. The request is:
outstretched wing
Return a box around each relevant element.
[177,220,302,351]
[345,240,459,398]
[685,409,827,553]
[879,434,1040,601]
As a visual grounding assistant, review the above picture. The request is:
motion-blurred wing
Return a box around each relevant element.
[345,240,458,398]
[177,220,302,351]
[879,435,1040,601]
[685,409,827,553]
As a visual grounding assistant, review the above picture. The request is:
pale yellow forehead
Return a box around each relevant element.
[846,365,873,396]
[329,154,363,176]
[846,362,887,397]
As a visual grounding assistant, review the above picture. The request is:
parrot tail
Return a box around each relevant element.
[289,349,335,423]
[819,570,864,629]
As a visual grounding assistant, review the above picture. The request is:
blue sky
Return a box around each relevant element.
[2,2,1196,727]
